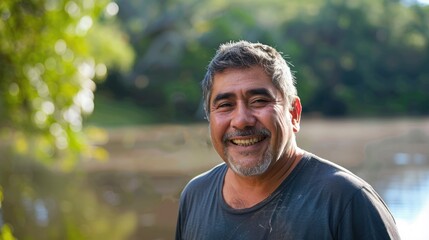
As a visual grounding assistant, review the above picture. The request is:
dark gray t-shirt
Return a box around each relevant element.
[176,153,400,240]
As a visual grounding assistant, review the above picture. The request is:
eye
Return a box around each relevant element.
[254,98,268,103]
[250,98,270,107]
[215,101,234,110]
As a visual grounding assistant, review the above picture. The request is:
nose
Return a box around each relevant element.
[231,102,256,129]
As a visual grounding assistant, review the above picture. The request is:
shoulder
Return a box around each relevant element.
[303,153,395,218]
[184,163,227,189]
[302,153,373,198]
[305,154,397,239]
[180,163,227,200]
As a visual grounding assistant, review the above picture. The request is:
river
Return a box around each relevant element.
[1,118,428,239]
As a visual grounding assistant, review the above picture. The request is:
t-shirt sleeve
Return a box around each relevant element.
[175,182,191,240]
[337,186,401,240]
[175,210,182,240]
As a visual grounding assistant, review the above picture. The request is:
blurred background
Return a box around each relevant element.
[1,0,428,239]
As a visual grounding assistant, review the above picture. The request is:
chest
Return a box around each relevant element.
[182,192,337,240]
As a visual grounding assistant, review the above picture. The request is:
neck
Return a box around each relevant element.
[223,147,305,209]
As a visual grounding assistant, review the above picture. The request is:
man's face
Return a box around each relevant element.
[209,66,301,176]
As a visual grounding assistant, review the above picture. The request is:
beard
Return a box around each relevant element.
[222,128,273,176]
[226,147,274,176]
[222,124,296,177]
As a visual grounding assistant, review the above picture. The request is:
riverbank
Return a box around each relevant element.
[83,117,429,174]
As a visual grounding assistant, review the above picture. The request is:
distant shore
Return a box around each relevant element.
[82,117,429,174]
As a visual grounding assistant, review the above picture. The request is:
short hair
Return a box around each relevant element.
[201,40,297,119]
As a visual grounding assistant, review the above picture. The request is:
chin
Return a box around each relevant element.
[229,152,273,177]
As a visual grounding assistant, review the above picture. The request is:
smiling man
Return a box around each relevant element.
[175,41,400,240]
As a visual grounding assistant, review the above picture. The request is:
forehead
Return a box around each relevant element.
[211,66,276,98]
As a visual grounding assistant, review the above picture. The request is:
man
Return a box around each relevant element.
[175,41,400,239]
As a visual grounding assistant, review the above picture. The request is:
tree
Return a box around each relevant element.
[105,0,429,120]
[0,0,134,238]
[281,0,429,116]
[0,0,134,167]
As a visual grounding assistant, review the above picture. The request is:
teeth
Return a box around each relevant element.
[231,137,264,146]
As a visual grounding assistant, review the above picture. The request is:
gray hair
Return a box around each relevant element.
[202,40,297,119]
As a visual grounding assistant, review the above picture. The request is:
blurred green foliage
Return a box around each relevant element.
[97,0,428,122]
[0,0,135,239]
[0,0,134,167]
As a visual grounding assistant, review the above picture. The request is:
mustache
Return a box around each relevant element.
[222,128,271,143]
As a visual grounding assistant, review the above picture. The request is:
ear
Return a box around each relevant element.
[290,97,302,133]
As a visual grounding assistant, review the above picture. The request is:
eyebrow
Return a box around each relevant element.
[247,88,274,98]
[211,88,274,105]
[212,92,234,105]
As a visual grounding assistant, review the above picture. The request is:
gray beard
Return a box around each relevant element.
[225,147,274,176]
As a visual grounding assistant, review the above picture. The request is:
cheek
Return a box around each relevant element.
[271,106,292,141]
[209,115,229,142]
[209,116,230,159]
[258,105,289,128]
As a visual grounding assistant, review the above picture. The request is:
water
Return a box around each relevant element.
[380,168,429,239]
[1,119,428,239]
[359,124,429,239]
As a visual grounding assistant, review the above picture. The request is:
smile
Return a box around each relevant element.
[231,136,265,146]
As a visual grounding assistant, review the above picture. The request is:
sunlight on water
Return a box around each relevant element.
[360,123,429,239]
[381,169,429,240]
